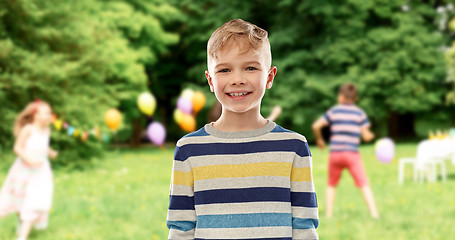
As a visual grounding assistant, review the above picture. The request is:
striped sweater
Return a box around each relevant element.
[166,120,319,239]
[321,104,370,152]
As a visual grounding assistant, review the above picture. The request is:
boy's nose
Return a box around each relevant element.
[230,72,247,85]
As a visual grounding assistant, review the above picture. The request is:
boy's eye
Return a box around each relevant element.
[246,67,257,71]
[218,68,230,73]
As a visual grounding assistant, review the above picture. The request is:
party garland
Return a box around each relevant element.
[53,89,206,145]
[52,115,109,143]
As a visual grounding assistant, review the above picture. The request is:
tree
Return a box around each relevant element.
[0,0,179,168]
[266,0,450,139]
[162,0,452,140]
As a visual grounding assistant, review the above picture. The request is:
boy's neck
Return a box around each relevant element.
[339,101,354,105]
[212,107,268,132]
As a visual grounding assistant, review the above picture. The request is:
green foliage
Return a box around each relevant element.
[446,13,455,105]
[163,0,452,140]
[0,0,180,168]
[267,0,449,139]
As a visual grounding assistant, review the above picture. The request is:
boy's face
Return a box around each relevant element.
[205,43,277,114]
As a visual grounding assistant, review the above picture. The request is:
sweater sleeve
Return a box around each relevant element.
[291,140,319,239]
[166,143,196,239]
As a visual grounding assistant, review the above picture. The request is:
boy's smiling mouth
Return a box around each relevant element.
[226,91,252,98]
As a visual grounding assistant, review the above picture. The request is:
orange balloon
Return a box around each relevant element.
[104,108,122,131]
[192,91,206,113]
[179,113,196,132]
[81,132,89,142]
[51,114,57,123]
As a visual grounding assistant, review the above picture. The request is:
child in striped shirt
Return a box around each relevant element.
[312,83,379,219]
[166,19,319,239]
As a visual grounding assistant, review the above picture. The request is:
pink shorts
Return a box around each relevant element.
[328,152,368,188]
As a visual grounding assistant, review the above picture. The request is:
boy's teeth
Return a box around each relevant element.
[229,92,248,97]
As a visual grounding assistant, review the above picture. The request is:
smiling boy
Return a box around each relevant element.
[166,19,319,239]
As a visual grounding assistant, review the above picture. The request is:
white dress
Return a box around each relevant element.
[0,127,54,229]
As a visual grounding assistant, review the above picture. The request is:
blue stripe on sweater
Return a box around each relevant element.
[196,213,292,228]
[291,192,318,208]
[175,139,310,161]
[331,120,360,126]
[329,141,359,147]
[166,220,196,232]
[270,125,293,133]
[331,131,361,137]
[292,217,319,229]
[331,109,363,116]
[361,119,369,125]
[182,127,209,137]
[169,195,195,210]
[194,187,291,205]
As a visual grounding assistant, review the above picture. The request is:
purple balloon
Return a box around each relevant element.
[147,122,166,146]
[375,138,394,163]
[177,97,192,114]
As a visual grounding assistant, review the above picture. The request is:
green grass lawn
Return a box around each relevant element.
[1,143,454,239]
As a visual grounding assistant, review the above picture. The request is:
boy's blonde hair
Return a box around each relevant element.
[207,19,271,68]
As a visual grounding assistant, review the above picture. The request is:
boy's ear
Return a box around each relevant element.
[205,70,214,92]
[266,66,277,89]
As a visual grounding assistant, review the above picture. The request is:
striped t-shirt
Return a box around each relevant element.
[166,120,319,239]
[321,104,370,152]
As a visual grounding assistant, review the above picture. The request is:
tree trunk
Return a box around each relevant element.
[129,118,142,148]
[387,111,415,140]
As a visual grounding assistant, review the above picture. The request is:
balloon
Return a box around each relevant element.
[137,92,157,116]
[102,133,109,142]
[192,91,206,113]
[67,126,75,136]
[375,138,394,163]
[51,114,57,123]
[147,122,166,146]
[177,97,192,114]
[179,113,196,132]
[173,109,184,124]
[93,126,101,138]
[81,132,89,142]
[181,88,194,100]
[104,108,122,131]
[73,129,80,138]
[53,119,63,131]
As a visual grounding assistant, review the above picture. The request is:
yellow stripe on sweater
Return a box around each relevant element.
[172,163,312,184]
[291,166,312,182]
[172,170,194,186]
[193,162,292,181]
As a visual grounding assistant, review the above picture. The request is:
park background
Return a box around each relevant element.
[1,0,455,239]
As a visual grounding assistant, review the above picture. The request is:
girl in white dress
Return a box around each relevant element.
[0,100,58,240]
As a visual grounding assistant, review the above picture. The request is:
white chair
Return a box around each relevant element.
[415,140,447,183]
[398,140,447,183]
[398,157,417,184]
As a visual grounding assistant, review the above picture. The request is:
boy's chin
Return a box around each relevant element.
[224,105,257,114]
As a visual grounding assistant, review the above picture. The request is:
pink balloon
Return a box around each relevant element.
[375,138,394,163]
[177,97,192,114]
[147,122,166,146]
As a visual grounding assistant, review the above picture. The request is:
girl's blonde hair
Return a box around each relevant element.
[13,100,50,137]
